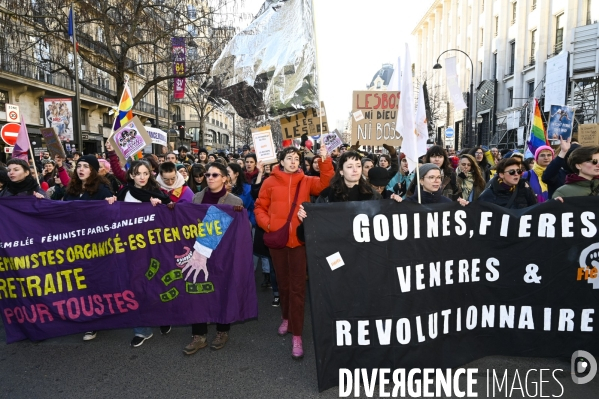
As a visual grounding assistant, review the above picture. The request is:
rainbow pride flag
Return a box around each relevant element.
[527,98,549,154]
[114,83,134,131]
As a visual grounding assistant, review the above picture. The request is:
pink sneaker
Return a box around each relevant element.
[278,319,289,336]
[292,335,303,359]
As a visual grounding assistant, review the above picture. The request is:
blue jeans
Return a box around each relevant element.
[133,327,152,337]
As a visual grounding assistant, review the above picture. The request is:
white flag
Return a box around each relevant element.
[414,84,429,161]
[387,56,401,92]
[445,57,468,111]
[396,44,419,172]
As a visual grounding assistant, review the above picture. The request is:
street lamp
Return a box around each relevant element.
[433,49,477,147]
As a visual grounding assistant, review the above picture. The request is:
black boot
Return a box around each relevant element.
[261,273,271,288]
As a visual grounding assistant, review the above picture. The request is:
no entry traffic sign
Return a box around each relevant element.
[1,123,21,146]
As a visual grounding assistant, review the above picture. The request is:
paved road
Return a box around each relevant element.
[0,271,597,398]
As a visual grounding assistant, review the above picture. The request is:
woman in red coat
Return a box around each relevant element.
[254,146,333,359]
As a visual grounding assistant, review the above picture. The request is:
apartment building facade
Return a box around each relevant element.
[413,0,598,149]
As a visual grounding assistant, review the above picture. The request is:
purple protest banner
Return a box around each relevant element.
[0,198,257,343]
[172,37,186,99]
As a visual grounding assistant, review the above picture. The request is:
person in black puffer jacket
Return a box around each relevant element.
[478,157,537,209]
[542,136,580,198]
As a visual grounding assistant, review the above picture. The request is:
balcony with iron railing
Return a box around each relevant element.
[547,42,564,59]
[0,50,74,91]
[523,56,536,69]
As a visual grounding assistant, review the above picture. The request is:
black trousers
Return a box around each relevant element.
[191,323,230,336]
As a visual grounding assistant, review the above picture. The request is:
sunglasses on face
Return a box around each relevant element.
[505,169,523,176]
[204,173,223,179]
[585,159,599,165]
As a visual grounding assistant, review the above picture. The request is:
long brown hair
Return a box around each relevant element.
[66,166,109,197]
[459,154,486,191]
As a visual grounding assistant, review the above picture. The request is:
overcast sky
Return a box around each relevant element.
[237,0,435,131]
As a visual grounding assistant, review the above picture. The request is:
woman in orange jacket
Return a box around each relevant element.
[254,145,333,359]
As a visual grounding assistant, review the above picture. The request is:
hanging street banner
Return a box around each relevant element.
[0,198,257,343]
[172,37,186,100]
[279,102,328,139]
[351,91,402,146]
[303,198,599,392]
[145,127,168,147]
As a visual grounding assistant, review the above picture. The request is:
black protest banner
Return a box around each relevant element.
[303,198,599,392]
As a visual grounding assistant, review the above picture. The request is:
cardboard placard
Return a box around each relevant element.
[351,91,402,146]
[251,126,277,164]
[108,117,152,166]
[40,127,66,159]
[279,102,328,139]
[578,124,599,146]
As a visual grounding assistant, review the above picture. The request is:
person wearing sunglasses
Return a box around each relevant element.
[188,164,207,193]
[478,158,537,209]
[553,146,599,199]
[183,162,244,355]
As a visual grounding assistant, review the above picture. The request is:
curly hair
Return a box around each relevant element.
[66,165,110,197]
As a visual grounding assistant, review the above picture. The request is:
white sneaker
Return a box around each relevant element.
[83,331,97,341]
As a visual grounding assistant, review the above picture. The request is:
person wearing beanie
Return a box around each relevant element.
[176,163,189,182]
[542,136,581,197]
[368,167,392,198]
[405,163,453,204]
[63,154,114,201]
[522,145,554,203]
[406,145,461,201]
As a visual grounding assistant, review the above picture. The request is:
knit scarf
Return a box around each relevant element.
[458,169,474,200]
[156,172,186,199]
[244,169,259,183]
[117,184,170,204]
[497,178,516,192]
[7,175,40,195]
[532,163,548,194]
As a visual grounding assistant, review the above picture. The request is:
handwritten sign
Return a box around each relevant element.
[578,124,599,146]
[251,126,277,164]
[351,91,402,146]
[279,102,328,139]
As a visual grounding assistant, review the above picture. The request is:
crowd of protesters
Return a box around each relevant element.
[1,133,598,360]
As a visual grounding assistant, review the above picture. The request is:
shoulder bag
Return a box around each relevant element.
[263,181,302,249]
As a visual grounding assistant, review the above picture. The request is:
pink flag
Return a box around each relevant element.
[12,115,30,161]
